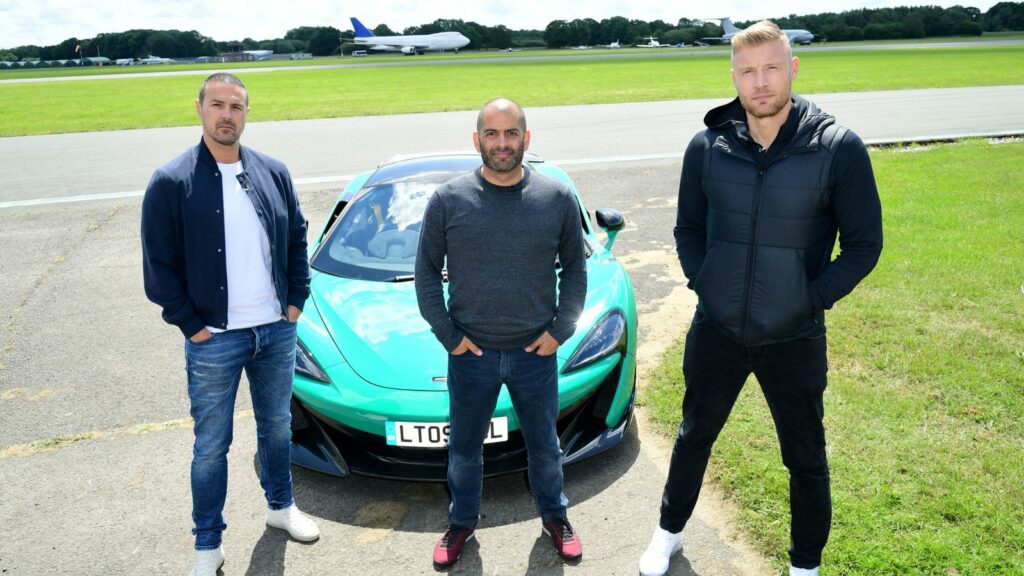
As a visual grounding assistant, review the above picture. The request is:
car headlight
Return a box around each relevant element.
[295,338,330,383]
[563,309,627,373]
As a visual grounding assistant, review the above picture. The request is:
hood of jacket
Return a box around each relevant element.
[703,94,836,155]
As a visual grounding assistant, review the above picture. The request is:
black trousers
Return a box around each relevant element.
[659,316,832,569]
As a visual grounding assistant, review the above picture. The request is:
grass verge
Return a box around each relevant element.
[1,46,1022,136]
[642,138,1024,574]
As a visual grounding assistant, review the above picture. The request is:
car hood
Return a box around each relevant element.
[311,274,449,392]
[309,255,627,393]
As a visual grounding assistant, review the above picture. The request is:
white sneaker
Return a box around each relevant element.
[791,567,819,576]
[267,504,320,542]
[187,546,224,576]
[638,527,683,576]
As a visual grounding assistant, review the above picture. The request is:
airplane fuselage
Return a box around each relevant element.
[353,31,470,53]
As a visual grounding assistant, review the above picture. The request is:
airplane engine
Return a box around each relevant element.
[401,46,418,55]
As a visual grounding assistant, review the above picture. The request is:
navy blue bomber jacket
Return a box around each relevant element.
[141,138,310,338]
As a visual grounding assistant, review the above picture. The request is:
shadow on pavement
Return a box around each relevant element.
[253,417,641,534]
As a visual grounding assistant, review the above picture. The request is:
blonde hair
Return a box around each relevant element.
[731,20,791,59]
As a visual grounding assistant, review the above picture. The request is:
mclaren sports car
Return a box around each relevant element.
[289,152,638,481]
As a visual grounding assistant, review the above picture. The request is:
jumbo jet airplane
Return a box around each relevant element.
[702,18,815,45]
[350,17,470,54]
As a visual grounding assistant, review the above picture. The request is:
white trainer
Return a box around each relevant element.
[791,567,819,576]
[187,545,224,576]
[267,504,320,542]
[638,527,683,576]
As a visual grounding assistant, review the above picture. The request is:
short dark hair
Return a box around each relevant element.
[198,73,248,106]
[477,97,527,133]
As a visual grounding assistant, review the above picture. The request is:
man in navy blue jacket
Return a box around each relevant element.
[141,73,318,576]
[639,22,883,576]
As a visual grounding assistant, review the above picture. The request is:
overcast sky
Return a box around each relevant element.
[0,0,1000,49]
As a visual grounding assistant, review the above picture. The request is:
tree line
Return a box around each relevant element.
[2,2,1023,63]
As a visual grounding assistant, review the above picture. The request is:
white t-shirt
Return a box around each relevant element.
[207,161,282,332]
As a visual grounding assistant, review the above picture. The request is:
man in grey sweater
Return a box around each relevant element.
[415,98,588,568]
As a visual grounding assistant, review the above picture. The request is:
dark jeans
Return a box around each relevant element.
[446,348,568,529]
[185,319,297,550]
[659,317,831,569]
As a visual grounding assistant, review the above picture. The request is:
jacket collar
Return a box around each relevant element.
[704,94,835,152]
[195,137,250,170]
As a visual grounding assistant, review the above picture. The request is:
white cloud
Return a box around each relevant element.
[0,0,1001,48]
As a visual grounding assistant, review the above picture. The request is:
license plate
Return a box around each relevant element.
[385,417,508,448]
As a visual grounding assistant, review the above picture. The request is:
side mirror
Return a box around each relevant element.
[595,208,625,250]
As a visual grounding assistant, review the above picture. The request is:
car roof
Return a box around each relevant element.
[364,152,545,188]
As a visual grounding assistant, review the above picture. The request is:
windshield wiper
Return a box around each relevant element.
[387,275,416,282]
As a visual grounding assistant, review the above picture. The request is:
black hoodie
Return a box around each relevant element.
[674,95,883,346]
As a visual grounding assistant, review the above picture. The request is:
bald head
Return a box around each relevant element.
[477,97,527,133]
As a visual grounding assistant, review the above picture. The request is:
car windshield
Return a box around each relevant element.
[312,179,439,281]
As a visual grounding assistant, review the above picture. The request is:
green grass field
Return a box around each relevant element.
[642,138,1024,575]
[1,45,1022,137]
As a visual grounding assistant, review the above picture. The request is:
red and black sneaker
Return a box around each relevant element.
[433,524,475,568]
[542,517,583,560]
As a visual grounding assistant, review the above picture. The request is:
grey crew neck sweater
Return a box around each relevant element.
[415,166,587,352]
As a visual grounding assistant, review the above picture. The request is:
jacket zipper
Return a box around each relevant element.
[740,167,765,342]
[729,147,814,343]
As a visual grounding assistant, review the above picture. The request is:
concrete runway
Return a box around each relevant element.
[0,89,1021,575]
[2,85,1023,207]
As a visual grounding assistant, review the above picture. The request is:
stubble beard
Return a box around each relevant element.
[742,88,792,120]
[210,122,241,147]
[481,144,524,174]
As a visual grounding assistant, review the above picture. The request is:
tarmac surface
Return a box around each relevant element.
[0,158,771,575]
[2,86,1023,206]
[1,89,1022,575]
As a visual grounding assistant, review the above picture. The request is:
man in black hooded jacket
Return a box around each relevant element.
[638,21,883,576]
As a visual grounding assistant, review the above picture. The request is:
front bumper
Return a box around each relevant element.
[289,360,635,481]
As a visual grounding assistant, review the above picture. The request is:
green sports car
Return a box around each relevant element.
[289,153,637,480]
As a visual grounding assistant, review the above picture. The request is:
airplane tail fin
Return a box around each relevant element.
[721,18,741,35]
[350,17,375,37]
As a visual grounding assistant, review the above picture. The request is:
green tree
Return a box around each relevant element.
[145,31,176,56]
[483,24,512,49]
[984,1,1024,30]
[285,27,320,43]
[307,27,342,56]
[543,20,572,48]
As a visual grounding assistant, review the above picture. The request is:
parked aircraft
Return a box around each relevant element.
[571,45,591,50]
[701,18,815,45]
[350,17,470,54]
[244,50,273,60]
[636,36,671,48]
[136,55,175,64]
[601,40,622,49]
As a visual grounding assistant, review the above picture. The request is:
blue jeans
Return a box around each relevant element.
[659,315,831,569]
[446,348,568,529]
[185,319,297,550]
